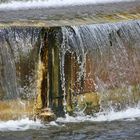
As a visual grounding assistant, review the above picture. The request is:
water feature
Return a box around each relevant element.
[0,20,140,139]
[0,108,140,139]
[58,21,140,113]
[0,0,140,139]
[0,27,41,120]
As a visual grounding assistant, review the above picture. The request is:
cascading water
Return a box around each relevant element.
[1,1,140,140]
[1,20,140,120]
[0,27,41,120]
[58,20,140,115]
[0,19,140,140]
[0,27,41,99]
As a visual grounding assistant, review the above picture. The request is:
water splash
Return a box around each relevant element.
[0,118,43,131]
[1,106,140,132]
[56,105,140,123]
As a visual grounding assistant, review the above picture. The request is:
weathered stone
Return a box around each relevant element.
[99,85,140,111]
[0,100,34,121]
[0,1,140,27]
[76,92,100,114]
[39,108,56,122]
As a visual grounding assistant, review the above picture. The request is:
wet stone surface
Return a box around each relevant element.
[0,1,140,27]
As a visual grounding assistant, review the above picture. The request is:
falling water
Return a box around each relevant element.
[0,20,140,136]
[0,27,41,120]
[0,27,41,99]
[0,20,140,118]
[58,20,140,114]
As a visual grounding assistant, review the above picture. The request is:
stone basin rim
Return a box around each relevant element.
[0,0,140,27]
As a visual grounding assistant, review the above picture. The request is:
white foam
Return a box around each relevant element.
[0,118,44,131]
[0,0,133,10]
[56,107,140,123]
[0,107,140,131]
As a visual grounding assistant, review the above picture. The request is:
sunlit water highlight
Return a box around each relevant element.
[0,0,132,10]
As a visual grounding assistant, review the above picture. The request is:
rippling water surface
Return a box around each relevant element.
[0,107,140,140]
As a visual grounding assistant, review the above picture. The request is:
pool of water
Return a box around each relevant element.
[0,119,140,140]
[0,107,140,140]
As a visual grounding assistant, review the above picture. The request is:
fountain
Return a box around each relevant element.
[0,0,140,122]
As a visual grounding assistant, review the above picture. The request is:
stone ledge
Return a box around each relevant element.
[0,1,140,27]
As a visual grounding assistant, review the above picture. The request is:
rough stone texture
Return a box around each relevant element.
[0,100,34,121]
[76,92,100,114]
